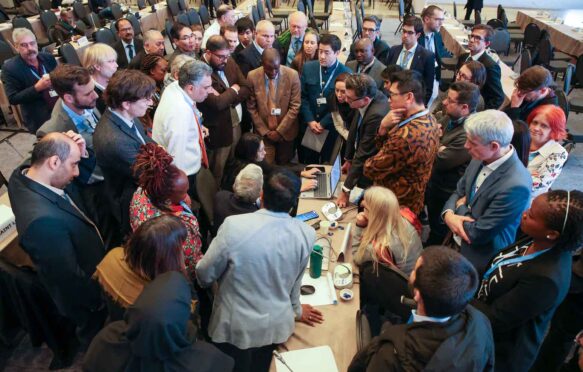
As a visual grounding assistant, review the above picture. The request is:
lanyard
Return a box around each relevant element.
[319,61,339,96]
[29,64,47,81]
[180,200,194,215]
[482,247,551,281]
[397,109,429,128]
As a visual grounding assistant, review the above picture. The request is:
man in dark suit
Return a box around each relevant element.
[419,5,452,82]
[346,38,387,90]
[198,35,251,184]
[128,30,165,70]
[456,24,504,110]
[234,20,275,77]
[387,16,436,105]
[247,48,301,165]
[426,81,479,245]
[442,110,532,275]
[503,65,558,121]
[1,28,58,133]
[93,70,155,236]
[347,16,391,65]
[8,132,106,346]
[336,74,389,208]
[234,16,255,58]
[112,18,144,69]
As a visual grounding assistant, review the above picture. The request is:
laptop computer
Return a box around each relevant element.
[300,155,341,199]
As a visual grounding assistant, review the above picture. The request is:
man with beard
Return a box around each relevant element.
[1,28,58,133]
[419,5,452,84]
[347,16,391,65]
[198,35,250,184]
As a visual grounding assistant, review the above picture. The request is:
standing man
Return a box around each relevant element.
[503,65,558,121]
[442,110,532,274]
[168,23,197,65]
[201,4,236,49]
[456,24,504,110]
[235,20,276,77]
[153,60,214,200]
[336,74,389,208]
[220,25,240,54]
[234,17,255,57]
[112,18,144,69]
[364,70,439,215]
[198,35,251,184]
[425,81,479,245]
[196,168,323,372]
[93,70,156,236]
[299,33,352,164]
[347,16,391,65]
[8,132,106,346]
[279,11,308,66]
[346,38,387,90]
[1,28,58,133]
[247,48,301,165]
[419,5,452,96]
[128,30,165,69]
[387,16,436,105]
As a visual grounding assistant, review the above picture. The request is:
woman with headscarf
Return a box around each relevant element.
[83,271,234,371]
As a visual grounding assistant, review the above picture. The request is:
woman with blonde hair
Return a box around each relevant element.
[83,43,118,114]
[353,186,423,275]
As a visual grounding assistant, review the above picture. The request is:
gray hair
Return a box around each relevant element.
[171,54,195,77]
[12,28,35,44]
[465,109,514,147]
[234,164,263,203]
[143,30,163,44]
[177,60,212,88]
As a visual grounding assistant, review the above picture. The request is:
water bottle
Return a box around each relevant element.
[309,245,323,279]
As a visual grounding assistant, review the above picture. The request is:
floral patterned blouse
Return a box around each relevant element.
[527,140,568,198]
[130,187,203,279]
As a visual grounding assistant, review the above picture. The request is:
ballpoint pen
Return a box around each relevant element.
[273,350,294,372]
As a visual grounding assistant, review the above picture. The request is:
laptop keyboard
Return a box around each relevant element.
[314,172,329,198]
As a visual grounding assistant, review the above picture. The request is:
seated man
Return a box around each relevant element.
[112,18,143,69]
[346,38,387,90]
[348,246,494,371]
[53,8,84,44]
[8,132,106,346]
[347,15,391,65]
[247,48,301,165]
[442,110,532,274]
[196,168,323,372]
[503,65,558,121]
[128,30,165,69]
[364,70,439,215]
[213,163,262,230]
[235,20,276,77]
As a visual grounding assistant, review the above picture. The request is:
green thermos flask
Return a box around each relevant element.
[310,245,323,279]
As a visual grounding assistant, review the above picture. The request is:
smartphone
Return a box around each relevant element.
[295,210,319,222]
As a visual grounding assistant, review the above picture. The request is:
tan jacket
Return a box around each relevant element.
[246,65,301,142]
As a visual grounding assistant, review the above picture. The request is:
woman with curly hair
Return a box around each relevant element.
[129,143,203,280]
[472,190,583,371]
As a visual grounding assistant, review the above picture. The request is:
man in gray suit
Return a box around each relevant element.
[346,38,386,91]
[93,70,156,236]
[442,110,532,274]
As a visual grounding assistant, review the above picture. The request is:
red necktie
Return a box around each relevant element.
[193,109,208,169]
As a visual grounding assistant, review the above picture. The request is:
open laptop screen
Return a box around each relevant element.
[330,155,341,195]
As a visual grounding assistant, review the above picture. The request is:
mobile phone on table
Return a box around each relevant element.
[295,210,319,222]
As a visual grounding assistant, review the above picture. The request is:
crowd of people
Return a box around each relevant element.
[2,3,582,371]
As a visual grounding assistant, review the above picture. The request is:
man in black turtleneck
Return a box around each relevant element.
[426,81,480,245]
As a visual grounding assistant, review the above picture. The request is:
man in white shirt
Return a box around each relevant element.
[442,110,532,274]
[201,4,236,49]
[220,24,239,54]
[153,60,214,200]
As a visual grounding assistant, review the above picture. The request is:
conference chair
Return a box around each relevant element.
[73,1,89,24]
[164,19,175,49]
[60,42,82,65]
[486,18,504,29]
[110,20,119,41]
[178,0,187,12]
[39,0,51,11]
[40,9,58,32]
[137,0,146,10]
[251,5,259,26]
[125,14,142,36]
[167,0,181,18]
[490,28,510,56]
[257,0,283,33]
[176,12,189,27]
[111,3,124,20]
[94,27,116,45]
[0,40,14,66]
[198,4,211,28]
[13,17,50,47]
[187,8,201,26]
[564,55,583,150]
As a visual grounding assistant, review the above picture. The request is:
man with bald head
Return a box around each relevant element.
[247,48,301,165]
[235,20,276,76]
[279,11,308,66]
[8,132,106,346]
[346,38,387,90]
[129,30,165,69]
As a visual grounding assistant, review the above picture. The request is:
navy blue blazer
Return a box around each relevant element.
[443,151,532,275]
[418,31,452,81]
[387,45,436,104]
[93,109,154,232]
[299,60,352,130]
[234,41,282,77]
[1,53,58,132]
[8,165,105,325]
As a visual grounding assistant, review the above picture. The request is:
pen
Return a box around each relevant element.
[273,350,294,372]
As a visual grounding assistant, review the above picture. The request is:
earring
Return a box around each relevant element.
[546,235,551,239]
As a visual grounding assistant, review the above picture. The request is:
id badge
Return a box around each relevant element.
[316,96,327,105]
[48,89,58,97]
[271,108,281,116]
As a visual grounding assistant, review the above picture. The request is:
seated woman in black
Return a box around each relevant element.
[84,271,234,371]
[472,190,583,372]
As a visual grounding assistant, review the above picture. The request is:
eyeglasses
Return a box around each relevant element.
[469,34,485,41]
[388,90,411,98]
[444,96,461,104]
[401,30,416,36]
[345,95,365,103]
[431,16,445,21]
[362,27,378,33]
[211,52,230,61]
[179,33,195,41]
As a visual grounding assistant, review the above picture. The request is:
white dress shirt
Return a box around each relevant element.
[473,147,515,194]
[397,43,418,69]
[201,21,221,49]
[121,40,136,63]
[152,81,201,176]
